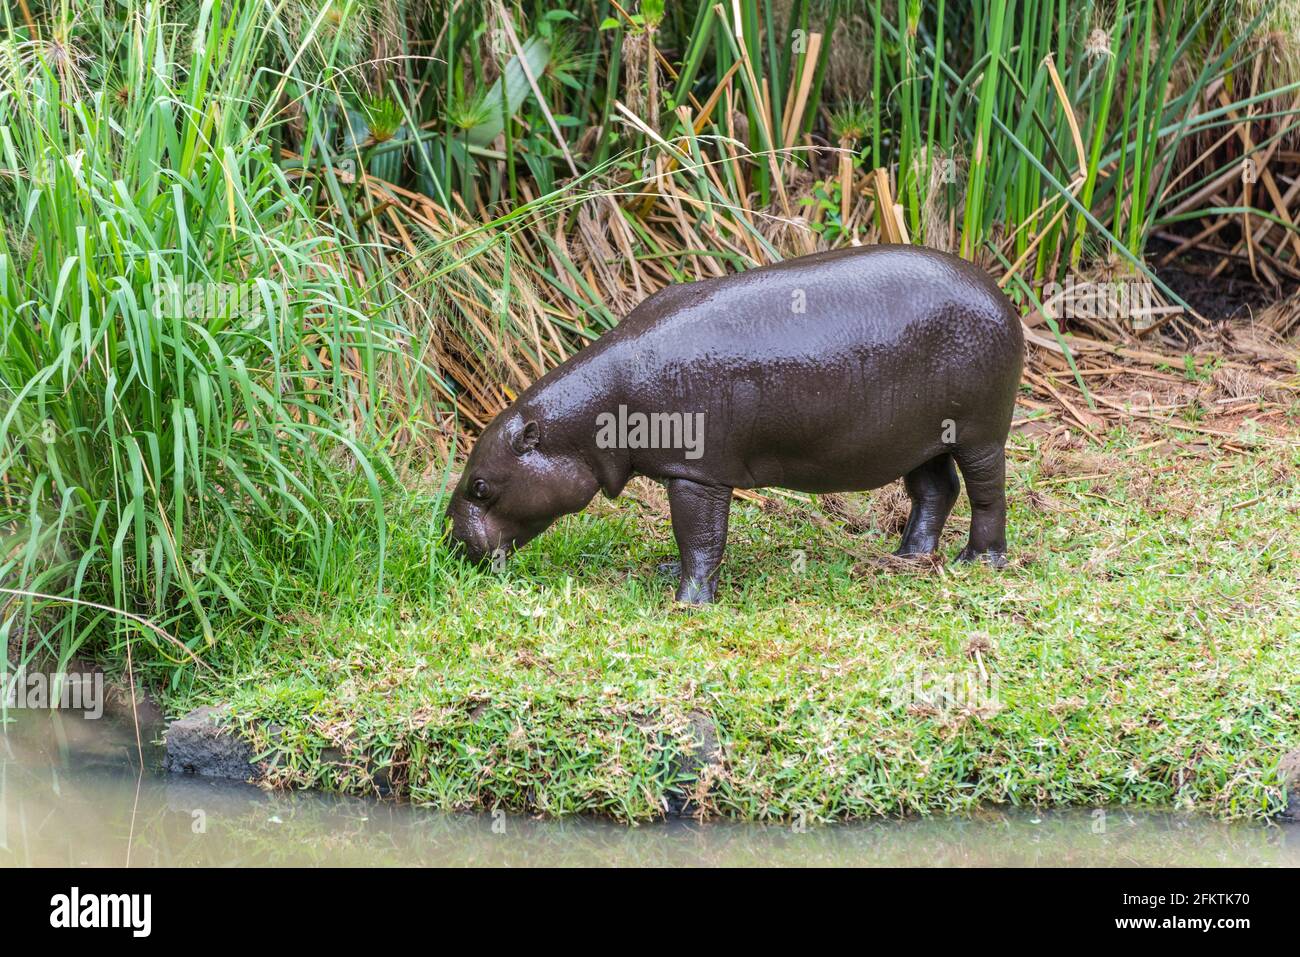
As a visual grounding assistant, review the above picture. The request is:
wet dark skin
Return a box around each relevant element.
[447,244,1024,603]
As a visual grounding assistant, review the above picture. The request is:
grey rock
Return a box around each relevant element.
[164,705,262,782]
[664,710,724,818]
[1280,749,1300,822]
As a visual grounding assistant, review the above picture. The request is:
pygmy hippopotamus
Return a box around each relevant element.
[447,244,1024,603]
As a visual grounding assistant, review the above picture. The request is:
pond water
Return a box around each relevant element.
[2,709,1295,867]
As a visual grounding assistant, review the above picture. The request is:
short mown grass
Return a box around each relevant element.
[172,424,1300,823]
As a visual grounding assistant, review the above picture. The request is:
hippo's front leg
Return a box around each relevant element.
[666,478,732,603]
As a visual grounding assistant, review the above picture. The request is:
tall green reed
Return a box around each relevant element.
[0,1,406,675]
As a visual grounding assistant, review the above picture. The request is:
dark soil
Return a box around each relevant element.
[1149,236,1299,323]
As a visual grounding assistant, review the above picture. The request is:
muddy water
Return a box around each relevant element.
[2,710,1295,867]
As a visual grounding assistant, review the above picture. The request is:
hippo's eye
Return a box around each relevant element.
[470,478,490,500]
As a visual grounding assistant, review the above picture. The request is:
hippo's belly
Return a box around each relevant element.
[709,369,952,492]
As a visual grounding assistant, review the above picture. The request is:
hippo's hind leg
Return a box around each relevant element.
[895,453,960,557]
[954,442,1009,566]
[666,478,732,604]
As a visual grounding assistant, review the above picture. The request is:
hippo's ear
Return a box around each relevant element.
[511,420,540,455]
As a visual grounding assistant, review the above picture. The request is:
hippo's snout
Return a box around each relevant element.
[445,499,492,566]
[446,529,488,566]
[446,496,538,567]
[446,493,555,569]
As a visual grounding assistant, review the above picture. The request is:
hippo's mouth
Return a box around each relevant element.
[446,511,546,567]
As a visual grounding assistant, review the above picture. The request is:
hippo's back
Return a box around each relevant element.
[623,244,1019,365]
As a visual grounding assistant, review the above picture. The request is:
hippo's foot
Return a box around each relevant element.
[666,478,732,606]
[675,576,718,605]
[956,546,1008,568]
[897,454,960,556]
[892,545,939,560]
[952,444,1009,571]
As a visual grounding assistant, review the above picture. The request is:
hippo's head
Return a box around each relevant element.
[445,411,601,566]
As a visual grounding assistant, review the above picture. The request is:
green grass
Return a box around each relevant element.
[170,427,1300,822]
[0,0,415,668]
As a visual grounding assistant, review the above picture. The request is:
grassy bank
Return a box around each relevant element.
[172,419,1300,822]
